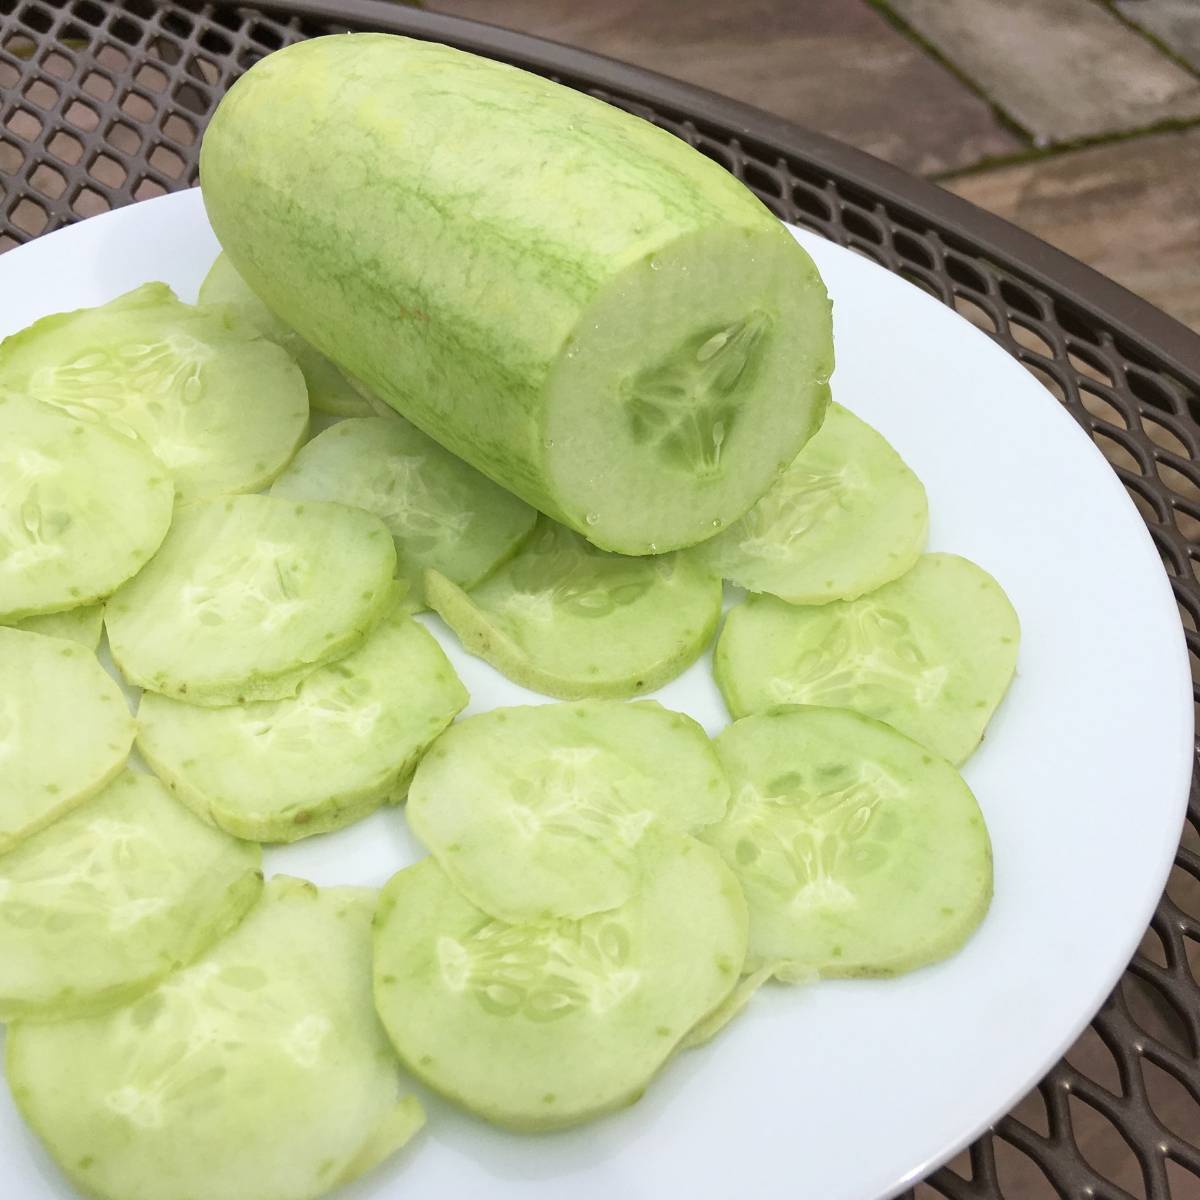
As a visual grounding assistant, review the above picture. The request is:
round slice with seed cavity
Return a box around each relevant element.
[372,840,746,1131]
[426,517,722,699]
[105,495,397,706]
[271,417,537,608]
[137,608,468,842]
[0,769,262,1020]
[0,627,134,855]
[408,700,728,922]
[11,603,104,650]
[691,403,928,604]
[199,252,373,417]
[0,282,309,501]
[6,876,425,1200]
[0,394,173,622]
[715,552,1020,764]
[704,706,993,978]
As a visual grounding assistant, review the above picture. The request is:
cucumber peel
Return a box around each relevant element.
[426,518,722,700]
[715,553,1020,764]
[0,769,262,1020]
[0,627,134,855]
[407,700,729,921]
[137,608,468,842]
[6,876,425,1200]
[372,840,747,1131]
[705,706,993,977]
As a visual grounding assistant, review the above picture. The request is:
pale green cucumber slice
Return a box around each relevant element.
[407,700,729,922]
[6,876,424,1200]
[271,417,537,608]
[691,403,928,603]
[0,282,309,500]
[0,627,134,855]
[715,553,1020,764]
[703,706,993,977]
[11,603,104,649]
[426,518,722,699]
[372,840,746,1131]
[105,495,396,706]
[0,394,173,621]
[137,609,468,842]
[199,252,373,417]
[0,769,261,1020]
[680,963,775,1049]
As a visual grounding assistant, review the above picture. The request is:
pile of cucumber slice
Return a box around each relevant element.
[0,252,1019,1198]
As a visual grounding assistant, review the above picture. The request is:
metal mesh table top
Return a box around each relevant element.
[2,2,1200,1196]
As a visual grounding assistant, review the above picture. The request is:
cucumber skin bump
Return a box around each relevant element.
[199,33,834,556]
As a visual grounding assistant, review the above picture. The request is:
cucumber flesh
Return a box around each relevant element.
[0,394,174,622]
[715,553,1020,764]
[426,518,722,699]
[11,603,104,650]
[0,282,309,501]
[105,495,397,706]
[0,769,262,1020]
[137,608,468,842]
[691,403,928,604]
[270,417,537,609]
[407,700,729,922]
[0,627,134,855]
[199,253,373,417]
[680,963,775,1050]
[704,706,993,977]
[6,876,425,1200]
[372,840,747,1131]
[200,34,834,554]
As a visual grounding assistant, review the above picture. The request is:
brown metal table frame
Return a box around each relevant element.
[2,1,1200,1195]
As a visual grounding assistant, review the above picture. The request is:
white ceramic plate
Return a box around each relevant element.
[0,189,1191,1200]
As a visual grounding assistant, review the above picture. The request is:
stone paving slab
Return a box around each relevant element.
[886,0,1200,144]
[946,127,1200,331]
[1115,0,1200,74]
[430,0,1021,174]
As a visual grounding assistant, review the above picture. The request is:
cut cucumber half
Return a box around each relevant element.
[0,769,262,1020]
[270,417,537,609]
[691,403,928,604]
[0,282,309,501]
[407,700,729,922]
[199,252,373,417]
[11,603,104,650]
[105,495,397,706]
[0,394,173,622]
[0,627,134,855]
[704,706,993,977]
[372,840,747,1131]
[426,518,722,699]
[715,553,1020,764]
[137,609,468,842]
[7,876,425,1200]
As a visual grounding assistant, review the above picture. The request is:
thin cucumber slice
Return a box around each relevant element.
[679,963,775,1050]
[270,417,537,609]
[372,840,747,1131]
[0,769,262,1021]
[105,495,397,706]
[426,518,722,699]
[199,253,373,417]
[0,394,173,621]
[7,876,425,1200]
[137,609,468,842]
[0,282,309,500]
[715,552,1020,764]
[0,627,134,855]
[703,706,993,977]
[407,700,729,922]
[11,603,104,650]
[690,403,928,603]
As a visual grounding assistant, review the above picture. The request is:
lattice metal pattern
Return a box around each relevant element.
[3,2,1200,1196]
